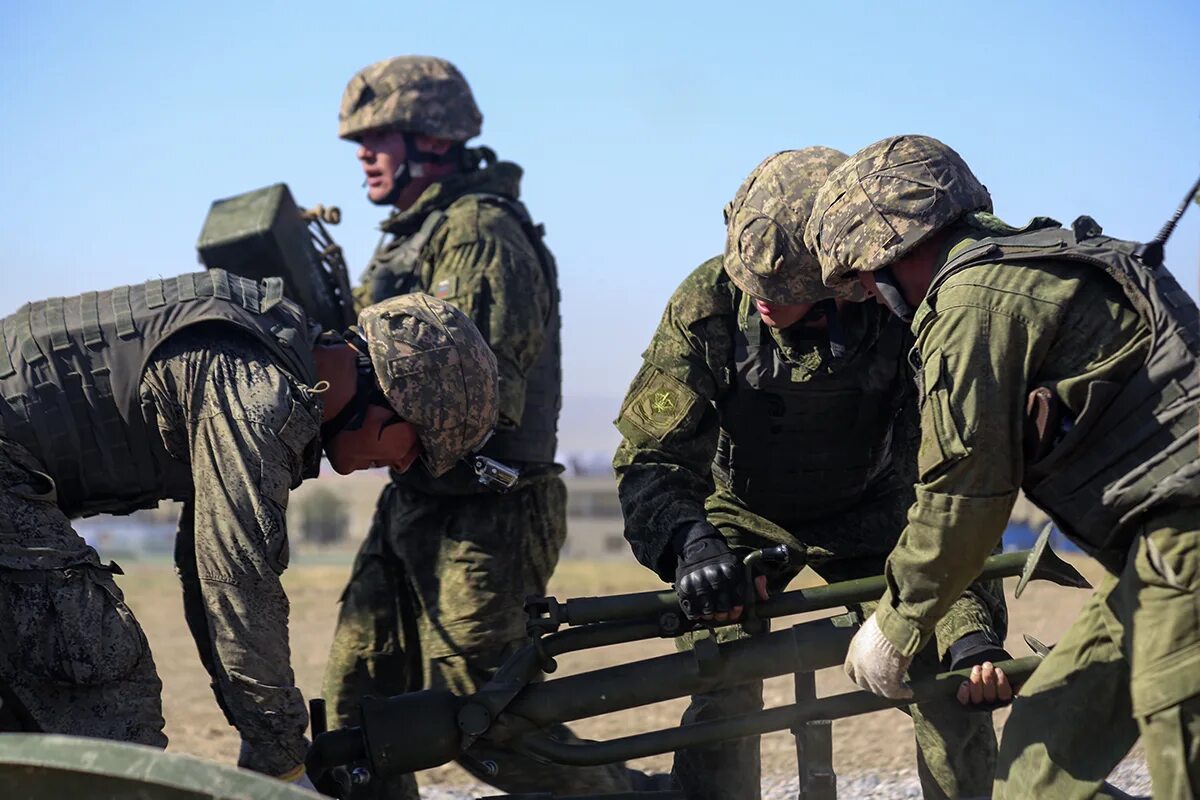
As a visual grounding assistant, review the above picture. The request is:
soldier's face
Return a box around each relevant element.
[857,259,932,311]
[754,298,816,329]
[357,129,409,204]
[325,406,423,475]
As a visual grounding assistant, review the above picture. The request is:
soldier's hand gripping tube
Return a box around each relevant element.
[672,521,746,619]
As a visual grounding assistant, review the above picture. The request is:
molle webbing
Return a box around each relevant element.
[371,193,562,465]
[366,210,448,305]
[0,270,316,517]
[714,306,908,521]
[471,194,562,464]
[933,219,1199,550]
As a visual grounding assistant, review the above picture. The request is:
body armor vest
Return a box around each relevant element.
[364,192,562,466]
[932,217,1200,554]
[714,305,910,523]
[0,270,318,518]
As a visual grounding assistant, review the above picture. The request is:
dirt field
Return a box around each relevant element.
[119,550,1127,789]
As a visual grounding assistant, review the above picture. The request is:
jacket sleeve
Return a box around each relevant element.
[426,207,552,430]
[612,263,731,581]
[874,298,1040,656]
[152,335,319,776]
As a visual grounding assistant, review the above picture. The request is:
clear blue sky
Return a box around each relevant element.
[3,1,1198,401]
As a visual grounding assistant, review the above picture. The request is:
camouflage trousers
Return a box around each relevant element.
[323,475,633,798]
[0,439,165,746]
[995,506,1200,799]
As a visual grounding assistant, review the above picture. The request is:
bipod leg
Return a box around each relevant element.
[792,671,835,800]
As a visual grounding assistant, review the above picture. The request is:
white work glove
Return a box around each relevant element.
[844,613,913,699]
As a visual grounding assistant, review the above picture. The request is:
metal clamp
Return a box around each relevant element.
[472,455,520,491]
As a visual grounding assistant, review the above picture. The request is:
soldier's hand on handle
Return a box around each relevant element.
[844,612,913,699]
[672,521,747,622]
[955,662,1014,708]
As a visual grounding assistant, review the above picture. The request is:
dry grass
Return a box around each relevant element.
[120,552,1117,787]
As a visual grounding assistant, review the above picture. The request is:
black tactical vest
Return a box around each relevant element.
[932,217,1200,554]
[713,304,911,523]
[363,192,562,466]
[0,270,319,518]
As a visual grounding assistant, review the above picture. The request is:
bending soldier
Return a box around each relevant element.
[809,134,1200,798]
[0,276,497,788]
[613,147,1010,800]
[323,55,640,797]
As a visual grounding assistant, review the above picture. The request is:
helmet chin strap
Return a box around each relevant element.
[320,333,397,447]
[371,132,447,207]
[871,267,916,323]
[798,299,847,359]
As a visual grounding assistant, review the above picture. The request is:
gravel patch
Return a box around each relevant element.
[417,753,1151,799]
[762,752,1151,799]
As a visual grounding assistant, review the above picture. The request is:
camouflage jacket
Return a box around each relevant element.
[612,257,912,581]
[357,157,561,491]
[875,218,1152,657]
[141,329,321,775]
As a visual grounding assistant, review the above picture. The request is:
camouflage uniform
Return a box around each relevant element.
[0,273,494,782]
[613,150,1007,800]
[324,56,628,797]
[0,272,324,776]
[808,134,1200,799]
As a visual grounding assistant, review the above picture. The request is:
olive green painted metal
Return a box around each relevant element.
[197,183,355,331]
[537,546,1088,630]
[307,545,1089,789]
[0,734,321,799]
[1015,521,1056,598]
[793,670,836,800]
[506,620,855,729]
[1023,633,1053,658]
[517,656,1044,767]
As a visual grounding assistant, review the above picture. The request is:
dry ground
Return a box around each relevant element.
[116,548,1132,791]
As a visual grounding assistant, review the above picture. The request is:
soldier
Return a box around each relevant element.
[808,134,1200,798]
[324,56,636,797]
[613,147,1010,800]
[0,276,498,789]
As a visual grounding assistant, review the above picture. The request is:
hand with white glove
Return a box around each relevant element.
[843,613,913,699]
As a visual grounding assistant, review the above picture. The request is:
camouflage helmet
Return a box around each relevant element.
[804,134,992,293]
[723,147,863,304]
[339,55,483,142]
[358,294,498,477]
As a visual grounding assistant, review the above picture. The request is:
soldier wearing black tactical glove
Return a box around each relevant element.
[672,522,747,622]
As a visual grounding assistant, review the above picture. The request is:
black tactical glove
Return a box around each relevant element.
[672,521,746,620]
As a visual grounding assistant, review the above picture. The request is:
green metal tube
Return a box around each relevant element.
[518,656,1043,766]
[501,619,855,727]
[557,547,1085,628]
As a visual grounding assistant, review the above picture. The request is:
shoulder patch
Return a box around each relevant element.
[622,369,699,441]
[433,277,457,299]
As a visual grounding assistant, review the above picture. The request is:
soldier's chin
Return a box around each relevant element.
[324,448,356,475]
[366,183,393,206]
